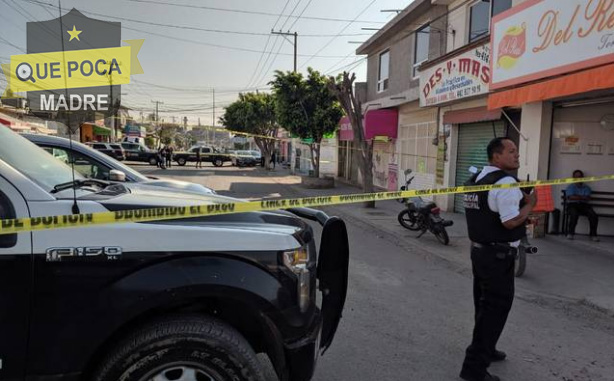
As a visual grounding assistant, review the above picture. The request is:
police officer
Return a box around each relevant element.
[460,137,537,381]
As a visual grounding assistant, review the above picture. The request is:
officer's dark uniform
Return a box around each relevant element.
[460,170,525,381]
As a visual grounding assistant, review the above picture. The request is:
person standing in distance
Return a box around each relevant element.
[460,137,537,381]
[195,147,202,169]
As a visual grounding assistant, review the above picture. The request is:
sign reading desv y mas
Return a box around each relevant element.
[419,43,490,107]
[1,9,143,112]
[491,0,614,90]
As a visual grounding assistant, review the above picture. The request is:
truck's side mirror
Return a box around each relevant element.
[109,169,126,182]
[0,192,17,248]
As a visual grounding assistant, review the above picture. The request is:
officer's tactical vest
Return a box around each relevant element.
[464,170,526,244]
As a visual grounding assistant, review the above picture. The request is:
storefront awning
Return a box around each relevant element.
[82,122,111,136]
[443,107,502,125]
[338,110,398,141]
[488,64,614,110]
[364,109,398,140]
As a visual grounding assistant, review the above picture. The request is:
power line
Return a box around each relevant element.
[254,0,317,87]
[251,0,304,88]
[127,0,386,24]
[300,0,377,70]
[0,36,25,52]
[131,79,270,94]
[8,0,63,44]
[325,57,367,75]
[244,0,291,91]
[23,0,357,59]
[27,4,371,38]
[120,23,352,59]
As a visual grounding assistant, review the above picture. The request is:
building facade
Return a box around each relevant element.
[486,0,614,235]
[417,0,516,211]
[356,0,448,192]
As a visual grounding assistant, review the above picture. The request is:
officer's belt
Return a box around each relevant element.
[471,242,518,257]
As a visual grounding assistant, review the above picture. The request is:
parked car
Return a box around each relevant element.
[86,142,125,161]
[174,145,233,167]
[121,142,159,165]
[232,150,258,167]
[1,126,349,381]
[24,134,215,195]
[250,150,264,166]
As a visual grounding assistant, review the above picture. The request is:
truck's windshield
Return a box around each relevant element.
[0,128,84,191]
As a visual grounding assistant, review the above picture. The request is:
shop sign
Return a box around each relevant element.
[420,43,490,107]
[492,0,614,90]
[560,135,581,154]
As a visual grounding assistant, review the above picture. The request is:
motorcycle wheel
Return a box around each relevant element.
[515,250,527,277]
[398,210,421,231]
[433,226,450,246]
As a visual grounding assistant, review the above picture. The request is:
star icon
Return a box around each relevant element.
[67,25,82,42]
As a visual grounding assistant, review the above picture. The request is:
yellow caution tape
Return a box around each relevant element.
[194,125,282,141]
[0,174,613,236]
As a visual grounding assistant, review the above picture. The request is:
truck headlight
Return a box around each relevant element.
[282,247,309,272]
[282,246,310,312]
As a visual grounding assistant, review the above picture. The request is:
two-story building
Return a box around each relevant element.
[355,0,448,192]
[352,0,613,236]
[416,0,516,212]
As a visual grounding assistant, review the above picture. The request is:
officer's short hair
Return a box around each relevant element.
[573,169,584,177]
[487,137,512,161]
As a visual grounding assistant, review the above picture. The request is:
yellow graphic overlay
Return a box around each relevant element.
[67,25,82,41]
[0,174,613,236]
[2,40,144,94]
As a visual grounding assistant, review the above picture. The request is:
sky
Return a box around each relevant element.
[0,0,412,125]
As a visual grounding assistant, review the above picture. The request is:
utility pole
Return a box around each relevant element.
[211,88,215,146]
[271,30,298,72]
[151,100,163,146]
[151,100,163,124]
[272,30,298,173]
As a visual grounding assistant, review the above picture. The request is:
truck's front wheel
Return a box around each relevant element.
[93,315,265,381]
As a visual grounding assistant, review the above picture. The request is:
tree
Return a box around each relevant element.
[156,123,180,147]
[328,72,375,207]
[270,68,343,178]
[220,92,277,169]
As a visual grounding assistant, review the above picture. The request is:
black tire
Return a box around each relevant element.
[177,157,187,166]
[515,250,527,277]
[214,158,224,167]
[93,315,266,381]
[398,210,421,231]
[148,157,158,166]
[433,225,450,245]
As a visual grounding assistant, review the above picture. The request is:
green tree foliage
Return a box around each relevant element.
[220,92,277,169]
[271,68,343,177]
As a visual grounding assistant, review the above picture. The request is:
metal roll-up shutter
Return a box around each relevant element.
[454,121,506,213]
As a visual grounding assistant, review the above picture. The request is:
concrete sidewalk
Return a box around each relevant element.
[272,170,614,316]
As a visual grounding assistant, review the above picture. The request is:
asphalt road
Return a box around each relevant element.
[135,163,614,381]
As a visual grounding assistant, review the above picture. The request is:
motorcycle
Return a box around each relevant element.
[397,169,454,245]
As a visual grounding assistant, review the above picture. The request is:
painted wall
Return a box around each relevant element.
[364,6,447,103]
